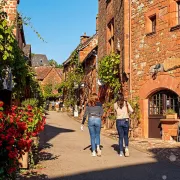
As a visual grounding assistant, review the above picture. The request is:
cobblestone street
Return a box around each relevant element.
[19,112,180,180]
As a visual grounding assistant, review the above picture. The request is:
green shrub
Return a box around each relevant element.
[21,98,38,108]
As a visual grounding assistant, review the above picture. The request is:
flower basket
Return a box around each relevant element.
[166,113,177,119]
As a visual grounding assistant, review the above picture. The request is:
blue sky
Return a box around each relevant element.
[18,0,98,64]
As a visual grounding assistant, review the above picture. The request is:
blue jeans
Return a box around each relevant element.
[116,119,129,152]
[88,117,101,151]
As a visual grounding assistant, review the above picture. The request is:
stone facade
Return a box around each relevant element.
[2,0,25,49]
[79,34,98,102]
[98,0,180,139]
[3,0,19,36]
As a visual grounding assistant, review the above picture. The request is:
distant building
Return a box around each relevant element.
[31,54,50,67]
[34,66,63,95]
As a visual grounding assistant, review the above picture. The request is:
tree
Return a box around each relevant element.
[49,59,62,68]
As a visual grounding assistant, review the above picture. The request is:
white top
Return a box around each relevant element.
[114,101,133,119]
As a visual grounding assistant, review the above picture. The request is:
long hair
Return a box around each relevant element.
[116,93,125,109]
[88,94,98,107]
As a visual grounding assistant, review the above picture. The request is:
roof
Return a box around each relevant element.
[62,33,97,66]
[34,67,63,80]
[23,44,31,58]
[31,54,50,67]
[55,68,63,78]
[79,33,98,63]
[34,66,53,80]
[78,33,97,51]
[63,44,82,66]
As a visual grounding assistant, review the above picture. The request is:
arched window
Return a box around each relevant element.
[149,90,179,116]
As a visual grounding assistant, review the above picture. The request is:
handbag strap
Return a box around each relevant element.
[125,101,129,114]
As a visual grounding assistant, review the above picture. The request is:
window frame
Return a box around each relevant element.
[150,15,156,33]
[149,90,179,117]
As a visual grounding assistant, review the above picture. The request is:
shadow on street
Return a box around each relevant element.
[19,119,180,180]
[39,124,75,146]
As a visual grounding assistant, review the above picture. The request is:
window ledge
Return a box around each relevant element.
[146,32,156,37]
[170,24,180,32]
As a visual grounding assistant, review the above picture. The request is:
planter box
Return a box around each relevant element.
[18,152,29,169]
[166,113,177,119]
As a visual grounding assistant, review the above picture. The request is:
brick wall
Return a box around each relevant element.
[131,0,180,98]
[3,0,19,35]
[98,0,124,59]
[98,0,180,138]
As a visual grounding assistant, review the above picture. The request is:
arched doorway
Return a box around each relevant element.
[148,89,180,138]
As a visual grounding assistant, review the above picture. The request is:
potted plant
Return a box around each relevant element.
[164,108,177,119]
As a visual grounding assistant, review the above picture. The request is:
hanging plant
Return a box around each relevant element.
[98,53,121,94]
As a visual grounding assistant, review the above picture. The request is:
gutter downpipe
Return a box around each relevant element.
[92,50,98,95]
[129,0,132,100]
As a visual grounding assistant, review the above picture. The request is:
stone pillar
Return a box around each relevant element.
[3,0,19,36]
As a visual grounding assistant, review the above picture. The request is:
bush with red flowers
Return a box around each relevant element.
[0,101,46,180]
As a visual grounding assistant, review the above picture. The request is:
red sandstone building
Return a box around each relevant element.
[79,33,98,104]
[98,0,180,139]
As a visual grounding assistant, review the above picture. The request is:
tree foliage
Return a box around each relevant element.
[49,59,62,68]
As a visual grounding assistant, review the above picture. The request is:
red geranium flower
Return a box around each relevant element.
[8,167,16,174]
[27,105,33,111]
[0,111,3,119]
[0,101,4,107]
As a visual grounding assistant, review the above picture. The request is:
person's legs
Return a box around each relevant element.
[123,120,130,157]
[116,120,124,156]
[94,117,101,156]
[88,118,96,156]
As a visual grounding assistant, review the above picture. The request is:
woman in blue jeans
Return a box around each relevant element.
[114,93,133,157]
[81,95,103,157]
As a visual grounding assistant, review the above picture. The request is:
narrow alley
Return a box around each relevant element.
[20,112,180,180]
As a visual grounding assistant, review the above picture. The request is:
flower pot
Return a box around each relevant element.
[166,113,177,119]
[32,136,39,146]
[18,152,29,169]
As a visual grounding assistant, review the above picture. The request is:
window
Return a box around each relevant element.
[107,18,114,53]
[169,1,180,30]
[150,15,156,33]
[106,0,111,5]
[149,90,179,116]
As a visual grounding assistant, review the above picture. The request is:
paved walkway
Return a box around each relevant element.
[19,112,180,180]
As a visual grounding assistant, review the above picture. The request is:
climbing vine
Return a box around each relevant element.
[98,53,121,94]
[63,69,83,106]
[61,49,84,106]
[0,3,44,102]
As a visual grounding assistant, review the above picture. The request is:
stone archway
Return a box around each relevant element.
[139,74,180,138]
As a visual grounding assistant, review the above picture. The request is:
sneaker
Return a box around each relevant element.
[92,151,96,157]
[97,148,101,157]
[119,151,123,157]
[125,148,129,157]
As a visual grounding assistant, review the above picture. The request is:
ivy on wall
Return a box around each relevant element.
[0,3,44,102]
[62,49,84,106]
[98,53,121,94]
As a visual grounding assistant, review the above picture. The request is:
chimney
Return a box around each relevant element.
[80,32,90,44]
[96,14,99,33]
